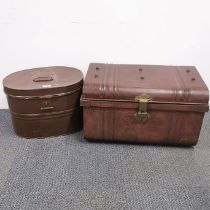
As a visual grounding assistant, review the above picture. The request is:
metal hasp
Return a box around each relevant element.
[134,95,151,123]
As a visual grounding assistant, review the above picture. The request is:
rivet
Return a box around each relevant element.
[94,74,98,78]
[139,68,143,72]
[96,67,100,70]
[191,78,195,81]
[186,69,190,73]
[140,76,144,80]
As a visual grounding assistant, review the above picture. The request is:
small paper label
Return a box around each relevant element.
[42,84,52,88]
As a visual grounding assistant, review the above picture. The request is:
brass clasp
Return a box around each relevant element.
[134,95,151,123]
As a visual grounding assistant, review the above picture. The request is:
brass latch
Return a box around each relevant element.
[134,95,151,123]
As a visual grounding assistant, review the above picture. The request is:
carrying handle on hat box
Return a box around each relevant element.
[33,76,53,82]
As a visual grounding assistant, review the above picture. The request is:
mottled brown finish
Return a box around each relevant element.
[3,66,83,138]
[81,63,209,146]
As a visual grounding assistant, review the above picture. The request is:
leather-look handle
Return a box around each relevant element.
[33,76,53,82]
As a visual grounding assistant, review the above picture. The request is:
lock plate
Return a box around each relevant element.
[134,95,151,123]
[40,99,54,111]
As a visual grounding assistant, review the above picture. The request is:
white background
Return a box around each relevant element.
[0,0,210,108]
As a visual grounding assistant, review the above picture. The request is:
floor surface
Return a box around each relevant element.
[0,110,210,210]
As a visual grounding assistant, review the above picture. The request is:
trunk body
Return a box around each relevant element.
[81,63,209,146]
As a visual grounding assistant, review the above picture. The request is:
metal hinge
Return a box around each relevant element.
[134,95,151,123]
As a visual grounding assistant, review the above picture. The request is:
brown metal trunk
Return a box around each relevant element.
[81,63,209,146]
[3,66,83,138]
